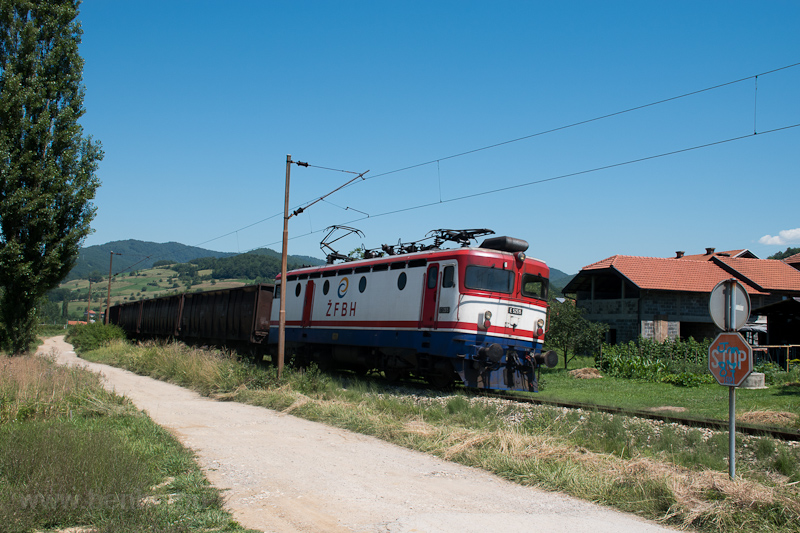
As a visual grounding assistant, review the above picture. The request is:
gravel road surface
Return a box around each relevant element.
[41,336,677,533]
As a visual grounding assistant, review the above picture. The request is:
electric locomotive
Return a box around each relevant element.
[268,229,557,392]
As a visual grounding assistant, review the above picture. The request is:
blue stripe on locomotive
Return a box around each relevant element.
[269,325,545,392]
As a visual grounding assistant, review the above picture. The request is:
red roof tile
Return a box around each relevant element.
[784,252,800,265]
[713,257,800,292]
[581,255,767,294]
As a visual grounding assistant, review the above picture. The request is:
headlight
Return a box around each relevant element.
[485,310,492,320]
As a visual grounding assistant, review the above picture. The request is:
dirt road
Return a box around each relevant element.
[40,336,677,533]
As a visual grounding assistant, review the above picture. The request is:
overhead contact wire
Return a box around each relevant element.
[254,122,800,248]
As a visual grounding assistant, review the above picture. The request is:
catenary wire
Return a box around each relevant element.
[106,62,800,272]
[191,61,800,250]
[253,122,800,250]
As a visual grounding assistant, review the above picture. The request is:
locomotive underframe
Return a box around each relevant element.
[275,325,544,392]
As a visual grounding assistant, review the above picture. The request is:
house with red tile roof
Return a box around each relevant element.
[563,249,800,344]
[784,252,800,271]
[672,248,758,261]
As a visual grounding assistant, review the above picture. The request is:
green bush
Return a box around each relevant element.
[597,337,712,386]
[66,323,127,353]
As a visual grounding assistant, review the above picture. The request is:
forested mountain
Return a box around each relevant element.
[549,268,574,296]
[68,240,328,282]
[68,240,238,280]
[245,247,325,267]
[190,250,325,281]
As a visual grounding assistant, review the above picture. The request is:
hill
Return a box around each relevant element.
[68,240,239,280]
[245,247,325,267]
[548,267,575,296]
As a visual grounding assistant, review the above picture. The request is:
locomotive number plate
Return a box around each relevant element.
[508,307,523,315]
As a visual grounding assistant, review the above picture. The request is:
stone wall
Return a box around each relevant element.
[578,291,719,344]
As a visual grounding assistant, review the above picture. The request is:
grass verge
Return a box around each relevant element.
[78,338,800,532]
[0,348,256,533]
[536,356,800,428]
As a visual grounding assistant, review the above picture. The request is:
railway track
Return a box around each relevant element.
[483,392,800,442]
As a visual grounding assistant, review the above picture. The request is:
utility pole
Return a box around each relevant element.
[278,155,292,379]
[105,251,120,324]
[276,156,366,379]
[86,280,92,323]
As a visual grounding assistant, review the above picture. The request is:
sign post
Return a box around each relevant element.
[708,279,752,480]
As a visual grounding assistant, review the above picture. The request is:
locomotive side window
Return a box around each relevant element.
[397,272,407,290]
[359,276,367,293]
[521,274,549,300]
[295,283,302,297]
[427,265,439,289]
[323,280,330,295]
[464,266,514,294]
[442,266,455,288]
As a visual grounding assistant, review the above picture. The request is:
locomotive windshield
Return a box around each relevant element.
[521,273,548,300]
[464,266,514,294]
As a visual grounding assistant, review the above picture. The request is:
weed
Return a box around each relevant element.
[755,437,776,461]
[598,337,712,386]
[774,446,799,478]
[0,348,254,532]
[0,420,155,531]
[66,322,126,353]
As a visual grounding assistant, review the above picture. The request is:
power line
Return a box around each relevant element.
[253,122,800,250]
[128,61,800,260]
[357,62,800,183]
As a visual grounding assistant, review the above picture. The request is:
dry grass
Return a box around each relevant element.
[0,352,100,422]
[739,410,799,427]
[396,415,800,529]
[569,367,603,379]
[648,406,688,413]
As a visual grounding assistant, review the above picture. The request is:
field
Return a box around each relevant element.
[58,266,248,321]
[536,356,800,427]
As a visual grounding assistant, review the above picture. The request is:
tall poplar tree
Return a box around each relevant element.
[0,0,102,353]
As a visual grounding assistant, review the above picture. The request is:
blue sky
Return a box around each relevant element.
[76,1,799,274]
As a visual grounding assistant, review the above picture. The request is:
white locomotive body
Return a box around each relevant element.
[268,236,554,391]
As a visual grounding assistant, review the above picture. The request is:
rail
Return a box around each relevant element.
[482,392,800,442]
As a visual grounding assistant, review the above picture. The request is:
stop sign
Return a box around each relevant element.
[708,332,753,387]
